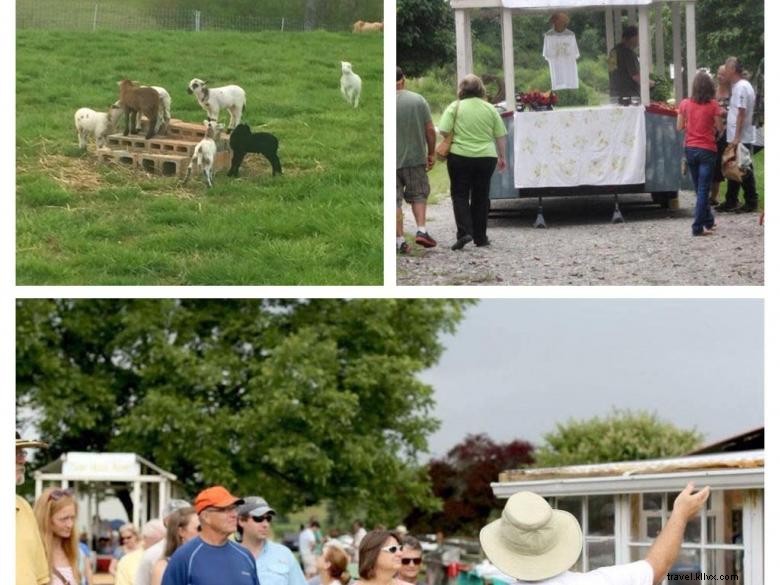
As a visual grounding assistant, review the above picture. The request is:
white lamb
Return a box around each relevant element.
[149,86,172,127]
[340,61,362,108]
[183,121,223,188]
[187,78,245,131]
[74,104,123,149]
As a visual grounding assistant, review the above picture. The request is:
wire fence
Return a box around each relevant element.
[16,0,380,33]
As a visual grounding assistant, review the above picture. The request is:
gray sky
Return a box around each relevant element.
[421,299,764,459]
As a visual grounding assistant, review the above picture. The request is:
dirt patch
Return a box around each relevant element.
[397,190,764,286]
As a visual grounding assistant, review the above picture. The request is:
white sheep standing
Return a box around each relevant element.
[183,121,223,188]
[340,61,362,108]
[187,78,245,131]
[74,104,123,149]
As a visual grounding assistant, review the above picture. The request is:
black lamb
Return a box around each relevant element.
[228,123,282,177]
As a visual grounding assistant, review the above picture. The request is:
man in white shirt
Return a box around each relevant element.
[717,56,759,213]
[298,520,319,578]
[479,483,710,585]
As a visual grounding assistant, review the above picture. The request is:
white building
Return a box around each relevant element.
[490,429,763,585]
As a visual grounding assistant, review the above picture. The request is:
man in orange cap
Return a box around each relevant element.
[16,431,50,585]
[162,486,259,585]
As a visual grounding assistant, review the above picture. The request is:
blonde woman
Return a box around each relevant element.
[109,523,141,575]
[33,488,92,585]
[150,506,199,585]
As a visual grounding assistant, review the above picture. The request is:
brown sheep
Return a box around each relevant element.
[117,79,160,139]
[353,20,365,33]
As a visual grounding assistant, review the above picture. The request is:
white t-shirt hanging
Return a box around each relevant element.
[543,28,580,90]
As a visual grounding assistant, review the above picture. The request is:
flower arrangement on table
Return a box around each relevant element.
[516,90,558,111]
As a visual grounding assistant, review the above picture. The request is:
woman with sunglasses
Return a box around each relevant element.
[150,506,199,585]
[109,523,141,576]
[357,530,412,585]
[33,488,93,585]
[316,542,352,585]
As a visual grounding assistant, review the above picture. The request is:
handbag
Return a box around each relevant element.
[435,101,460,161]
[721,143,744,183]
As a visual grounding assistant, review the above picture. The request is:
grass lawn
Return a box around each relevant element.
[17,30,383,285]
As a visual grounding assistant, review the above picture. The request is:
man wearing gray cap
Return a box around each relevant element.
[134,499,191,585]
[237,496,307,585]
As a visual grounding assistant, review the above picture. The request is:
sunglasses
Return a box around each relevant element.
[401,558,423,566]
[251,514,273,523]
[48,488,74,501]
[381,545,403,554]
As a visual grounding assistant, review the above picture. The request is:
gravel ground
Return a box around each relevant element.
[397,190,764,286]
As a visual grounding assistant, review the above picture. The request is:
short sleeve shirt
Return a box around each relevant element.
[543,29,580,90]
[608,43,640,97]
[512,561,653,585]
[115,548,144,585]
[439,97,507,158]
[726,79,755,143]
[134,539,165,585]
[162,537,260,585]
[679,99,720,152]
[397,90,433,169]
[16,496,50,585]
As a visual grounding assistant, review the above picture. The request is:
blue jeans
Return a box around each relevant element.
[685,147,716,234]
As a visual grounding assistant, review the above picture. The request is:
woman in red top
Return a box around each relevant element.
[677,70,724,236]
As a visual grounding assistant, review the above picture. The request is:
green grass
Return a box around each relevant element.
[17,30,383,284]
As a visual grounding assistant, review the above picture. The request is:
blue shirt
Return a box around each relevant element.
[161,536,260,585]
[255,541,307,585]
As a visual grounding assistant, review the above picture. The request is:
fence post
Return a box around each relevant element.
[281,17,285,32]
[194,10,201,32]
[93,3,98,32]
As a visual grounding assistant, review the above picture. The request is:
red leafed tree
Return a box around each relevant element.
[405,433,534,535]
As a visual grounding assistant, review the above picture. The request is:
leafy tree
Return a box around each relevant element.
[397,0,455,77]
[535,409,703,467]
[16,299,473,523]
[404,433,534,534]
[695,0,764,73]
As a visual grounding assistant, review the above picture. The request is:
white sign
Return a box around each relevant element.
[62,452,140,478]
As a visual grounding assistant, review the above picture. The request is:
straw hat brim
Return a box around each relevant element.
[479,509,582,582]
[16,439,48,449]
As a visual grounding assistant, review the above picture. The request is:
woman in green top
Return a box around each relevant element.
[438,74,507,250]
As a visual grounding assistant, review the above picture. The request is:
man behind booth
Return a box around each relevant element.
[608,26,642,99]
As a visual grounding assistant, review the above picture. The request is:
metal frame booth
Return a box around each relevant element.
[33,452,181,543]
[449,0,699,225]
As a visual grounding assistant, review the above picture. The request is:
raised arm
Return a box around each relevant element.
[645,483,710,585]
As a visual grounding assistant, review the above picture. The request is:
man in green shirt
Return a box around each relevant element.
[396,67,437,253]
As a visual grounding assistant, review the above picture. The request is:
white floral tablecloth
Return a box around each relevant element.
[513,105,646,188]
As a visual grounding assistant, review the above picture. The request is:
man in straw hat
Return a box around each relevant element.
[162,485,259,585]
[480,483,709,584]
[16,431,50,585]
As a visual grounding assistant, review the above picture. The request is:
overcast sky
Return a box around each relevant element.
[421,299,764,459]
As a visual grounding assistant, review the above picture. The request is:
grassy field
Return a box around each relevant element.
[17,30,383,285]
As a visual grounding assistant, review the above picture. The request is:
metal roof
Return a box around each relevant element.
[492,450,764,497]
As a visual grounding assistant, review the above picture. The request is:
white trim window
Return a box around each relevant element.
[627,489,754,584]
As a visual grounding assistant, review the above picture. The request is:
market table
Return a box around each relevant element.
[512,105,646,188]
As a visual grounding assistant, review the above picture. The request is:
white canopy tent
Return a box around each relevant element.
[33,452,180,540]
[450,0,697,106]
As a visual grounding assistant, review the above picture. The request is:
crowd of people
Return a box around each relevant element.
[396,19,762,252]
[17,430,715,585]
[677,56,761,236]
